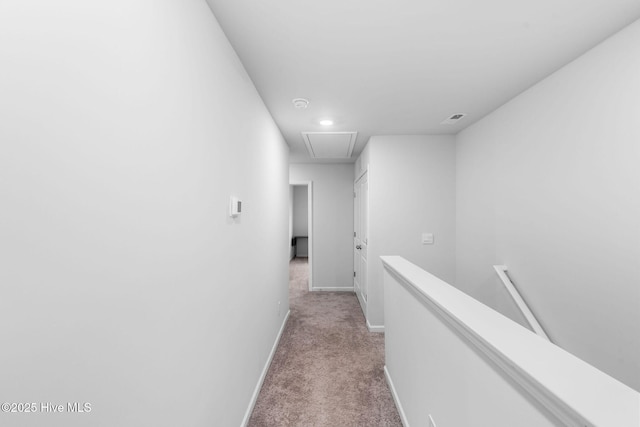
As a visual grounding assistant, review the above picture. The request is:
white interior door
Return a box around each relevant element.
[354,173,368,308]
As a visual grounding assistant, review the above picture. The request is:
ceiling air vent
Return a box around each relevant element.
[302,132,357,159]
[441,113,467,125]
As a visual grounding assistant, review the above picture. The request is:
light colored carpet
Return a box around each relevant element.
[248,257,402,426]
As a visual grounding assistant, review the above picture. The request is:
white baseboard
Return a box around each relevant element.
[367,320,384,333]
[384,365,409,427]
[241,309,290,427]
[311,286,354,292]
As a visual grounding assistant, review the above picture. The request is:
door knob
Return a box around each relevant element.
[356,245,362,250]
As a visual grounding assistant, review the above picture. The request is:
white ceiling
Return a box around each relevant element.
[205,0,640,163]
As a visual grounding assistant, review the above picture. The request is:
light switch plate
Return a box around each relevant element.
[229,196,242,217]
[422,233,434,245]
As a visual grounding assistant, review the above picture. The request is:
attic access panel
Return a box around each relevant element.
[302,132,357,159]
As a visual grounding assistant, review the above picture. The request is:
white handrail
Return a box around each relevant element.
[493,265,550,341]
[383,257,640,427]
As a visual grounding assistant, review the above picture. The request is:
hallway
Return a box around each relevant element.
[248,258,402,426]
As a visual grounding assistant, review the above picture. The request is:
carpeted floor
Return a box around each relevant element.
[248,258,402,426]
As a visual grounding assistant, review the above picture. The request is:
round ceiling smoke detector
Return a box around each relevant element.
[292,98,309,109]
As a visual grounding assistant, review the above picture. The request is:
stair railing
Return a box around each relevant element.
[493,265,550,341]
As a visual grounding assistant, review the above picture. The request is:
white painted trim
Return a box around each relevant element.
[241,310,290,427]
[355,165,368,182]
[384,365,410,427]
[366,320,384,333]
[301,131,357,159]
[311,286,354,292]
[307,181,313,291]
[493,265,550,341]
[381,256,640,427]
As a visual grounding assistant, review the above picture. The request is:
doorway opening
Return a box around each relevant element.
[289,181,313,291]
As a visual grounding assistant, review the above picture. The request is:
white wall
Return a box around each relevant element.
[0,1,289,426]
[366,135,456,328]
[292,186,308,237]
[456,19,640,391]
[290,164,354,290]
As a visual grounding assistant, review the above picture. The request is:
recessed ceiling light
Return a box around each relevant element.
[319,119,334,126]
[292,98,309,109]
